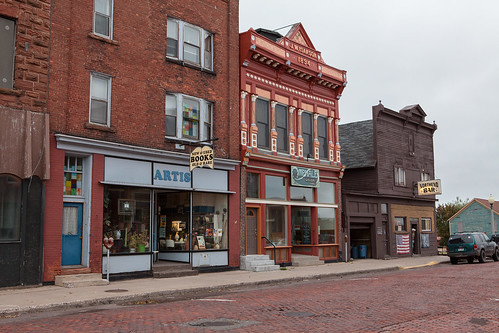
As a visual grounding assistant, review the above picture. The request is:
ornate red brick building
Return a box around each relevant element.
[239,24,347,264]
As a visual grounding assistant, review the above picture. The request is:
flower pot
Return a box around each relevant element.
[137,244,146,252]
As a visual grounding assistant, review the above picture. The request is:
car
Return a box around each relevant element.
[447,232,499,264]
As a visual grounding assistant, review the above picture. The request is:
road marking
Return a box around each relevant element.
[399,261,439,270]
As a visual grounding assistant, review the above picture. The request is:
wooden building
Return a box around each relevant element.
[340,103,438,259]
[448,198,498,236]
[239,24,347,264]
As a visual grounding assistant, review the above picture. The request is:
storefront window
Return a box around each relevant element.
[192,192,228,250]
[265,175,286,200]
[318,208,336,244]
[267,205,286,246]
[394,217,407,232]
[246,172,259,198]
[318,182,335,203]
[0,175,21,241]
[103,186,151,254]
[157,192,190,251]
[291,207,311,245]
[64,156,83,196]
[290,186,313,202]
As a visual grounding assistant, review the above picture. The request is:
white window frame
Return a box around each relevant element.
[421,218,432,232]
[93,0,114,39]
[166,17,213,70]
[165,93,213,142]
[89,72,112,127]
[394,166,406,186]
[421,172,431,181]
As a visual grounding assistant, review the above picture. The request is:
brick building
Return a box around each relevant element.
[340,103,438,259]
[0,0,50,287]
[43,0,240,283]
[239,24,347,265]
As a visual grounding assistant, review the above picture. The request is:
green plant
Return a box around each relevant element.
[129,231,148,249]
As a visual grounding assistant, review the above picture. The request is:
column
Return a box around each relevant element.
[289,107,296,157]
[270,101,277,153]
[250,94,258,148]
[240,91,248,147]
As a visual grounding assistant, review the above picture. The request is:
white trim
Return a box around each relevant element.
[245,198,338,208]
[89,72,112,127]
[93,0,114,39]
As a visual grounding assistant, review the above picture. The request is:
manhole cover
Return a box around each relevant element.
[182,318,259,331]
[285,311,315,317]
[104,289,128,293]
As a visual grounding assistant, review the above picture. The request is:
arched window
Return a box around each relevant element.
[0,175,22,241]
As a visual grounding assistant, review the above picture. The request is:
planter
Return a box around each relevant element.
[137,244,146,252]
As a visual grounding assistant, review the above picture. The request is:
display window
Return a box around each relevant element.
[266,205,287,246]
[103,186,151,254]
[291,207,311,245]
[318,207,336,244]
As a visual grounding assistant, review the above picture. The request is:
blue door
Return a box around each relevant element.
[61,203,83,265]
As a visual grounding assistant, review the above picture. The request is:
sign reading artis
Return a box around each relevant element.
[190,146,214,171]
[290,166,319,188]
[417,179,442,195]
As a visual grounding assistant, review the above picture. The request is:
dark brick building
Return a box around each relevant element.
[340,103,438,259]
[0,0,50,287]
[43,0,240,283]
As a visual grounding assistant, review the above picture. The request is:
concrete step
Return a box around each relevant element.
[291,254,324,267]
[240,255,275,270]
[153,270,199,279]
[55,273,109,288]
[153,262,192,273]
[251,264,280,272]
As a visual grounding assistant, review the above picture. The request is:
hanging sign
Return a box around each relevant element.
[190,146,214,171]
[290,166,319,187]
[417,179,442,195]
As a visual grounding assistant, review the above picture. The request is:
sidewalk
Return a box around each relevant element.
[0,255,448,317]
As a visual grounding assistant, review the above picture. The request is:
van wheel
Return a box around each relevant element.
[467,257,474,264]
[492,248,499,262]
[478,250,486,263]
[450,257,458,265]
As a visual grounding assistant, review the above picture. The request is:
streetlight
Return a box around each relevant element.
[488,194,495,234]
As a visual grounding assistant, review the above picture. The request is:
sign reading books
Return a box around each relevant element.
[190,146,214,171]
[290,166,319,187]
[417,179,442,195]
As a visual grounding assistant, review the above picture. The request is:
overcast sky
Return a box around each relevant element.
[239,0,499,205]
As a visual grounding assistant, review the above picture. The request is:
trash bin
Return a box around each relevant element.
[359,245,367,259]
[351,246,359,259]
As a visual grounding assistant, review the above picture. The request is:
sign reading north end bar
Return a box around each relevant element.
[417,179,442,195]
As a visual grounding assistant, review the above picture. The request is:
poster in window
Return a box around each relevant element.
[197,236,206,250]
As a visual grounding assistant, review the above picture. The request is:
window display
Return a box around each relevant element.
[267,205,287,246]
[318,208,336,244]
[103,186,150,254]
[291,207,311,245]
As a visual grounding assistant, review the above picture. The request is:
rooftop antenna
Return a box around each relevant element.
[272,23,299,32]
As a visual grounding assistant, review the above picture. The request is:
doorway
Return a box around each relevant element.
[61,202,83,266]
[246,207,258,255]
[410,218,420,255]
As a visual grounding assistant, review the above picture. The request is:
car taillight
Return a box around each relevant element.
[446,246,449,252]
[473,244,477,250]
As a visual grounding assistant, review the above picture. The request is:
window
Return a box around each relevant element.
[275,104,288,152]
[0,175,22,241]
[394,216,407,232]
[246,173,259,198]
[256,99,270,149]
[0,17,16,89]
[318,208,336,244]
[265,175,286,200]
[64,156,83,196]
[94,0,113,38]
[421,218,432,232]
[291,207,311,245]
[394,167,406,186]
[290,186,313,202]
[165,93,213,141]
[166,18,213,70]
[318,182,335,204]
[317,116,328,159]
[90,73,111,126]
[421,172,431,181]
[267,205,287,246]
[302,112,313,158]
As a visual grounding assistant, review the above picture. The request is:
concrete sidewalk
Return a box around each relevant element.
[0,255,448,317]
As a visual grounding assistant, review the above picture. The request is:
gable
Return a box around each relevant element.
[399,104,427,121]
[283,23,316,50]
[449,199,498,234]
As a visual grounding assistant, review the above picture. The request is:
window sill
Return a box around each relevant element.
[87,32,119,46]
[0,87,21,96]
[165,57,216,75]
[164,136,213,146]
[84,122,116,133]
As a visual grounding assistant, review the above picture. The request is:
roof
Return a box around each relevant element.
[448,198,499,223]
[338,120,376,169]
[254,28,283,42]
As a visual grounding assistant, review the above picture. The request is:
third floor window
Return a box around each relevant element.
[94,0,113,39]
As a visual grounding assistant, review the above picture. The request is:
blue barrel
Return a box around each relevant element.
[359,245,367,259]
[351,246,359,259]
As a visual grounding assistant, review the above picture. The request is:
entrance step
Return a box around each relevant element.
[240,255,280,272]
[55,273,109,288]
[291,254,324,266]
[153,261,199,279]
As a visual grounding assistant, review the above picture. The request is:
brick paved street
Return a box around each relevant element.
[1,261,498,332]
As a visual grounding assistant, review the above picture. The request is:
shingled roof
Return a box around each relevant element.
[339,120,376,169]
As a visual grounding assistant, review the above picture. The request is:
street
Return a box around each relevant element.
[1,261,498,332]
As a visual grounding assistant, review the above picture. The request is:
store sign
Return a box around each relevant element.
[417,179,442,195]
[153,163,191,188]
[190,146,214,171]
[290,166,319,188]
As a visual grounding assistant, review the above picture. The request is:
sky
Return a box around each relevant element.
[239,0,499,205]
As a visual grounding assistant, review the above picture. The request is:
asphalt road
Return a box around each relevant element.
[1,260,498,332]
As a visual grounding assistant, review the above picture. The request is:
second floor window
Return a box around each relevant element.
[256,99,270,149]
[275,104,288,152]
[317,116,328,159]
[421,172,431,181]
[166,18,213,70]
[89,73,111,126]
[165,93,212,141]
[302,112,313,158]
[394,167,406,186]
[94,0,113,39]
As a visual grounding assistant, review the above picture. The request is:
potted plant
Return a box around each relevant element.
[136,231,148,252]
[128,231,138,253]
